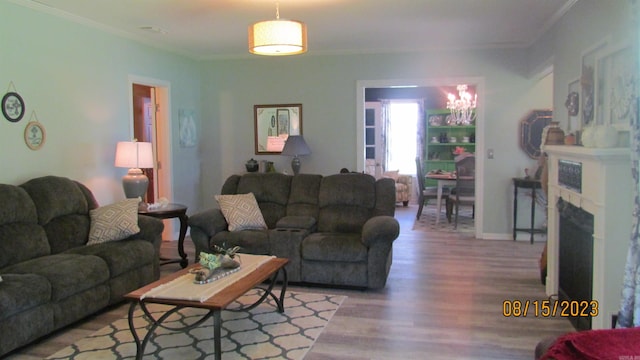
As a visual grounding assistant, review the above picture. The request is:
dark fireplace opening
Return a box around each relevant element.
[557,198,594,330]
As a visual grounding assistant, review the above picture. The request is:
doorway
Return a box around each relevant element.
[357,78,485,239]
[129,75,173,239]
[132,84,155,203]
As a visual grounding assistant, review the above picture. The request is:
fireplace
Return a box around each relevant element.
[557,198,594,330]
[545,145,631,329]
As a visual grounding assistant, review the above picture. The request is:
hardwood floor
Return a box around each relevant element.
[5,205,574,359]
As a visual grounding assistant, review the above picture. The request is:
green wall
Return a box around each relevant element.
[0,1,202,208]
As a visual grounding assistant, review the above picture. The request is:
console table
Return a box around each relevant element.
[512,177,545,244]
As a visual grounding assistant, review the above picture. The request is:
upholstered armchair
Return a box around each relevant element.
[382,170,412,206]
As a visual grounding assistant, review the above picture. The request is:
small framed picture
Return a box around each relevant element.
[24,121,46,150]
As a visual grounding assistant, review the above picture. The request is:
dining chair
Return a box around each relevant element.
[447,154,475,229]
[415,157,448,220]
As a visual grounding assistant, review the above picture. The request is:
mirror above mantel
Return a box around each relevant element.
[520,109,552,158]
[254,104,303,154]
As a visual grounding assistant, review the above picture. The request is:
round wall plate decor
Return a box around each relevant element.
[2,92,25,122]
[24,121,46,150]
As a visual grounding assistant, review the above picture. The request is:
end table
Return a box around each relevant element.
[138,203,189,268]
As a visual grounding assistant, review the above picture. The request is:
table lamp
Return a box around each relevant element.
[115,141,154,200]
[281,135,311,175]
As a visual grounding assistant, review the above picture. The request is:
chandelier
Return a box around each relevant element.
[248,3,307,56]
[446,84,477,125]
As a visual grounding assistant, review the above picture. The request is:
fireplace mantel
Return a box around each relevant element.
[545,145,632,329]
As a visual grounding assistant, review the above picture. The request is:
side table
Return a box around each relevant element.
[138,203,189,268]
[512,177,546,244]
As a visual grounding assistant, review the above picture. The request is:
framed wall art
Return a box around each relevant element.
[566,78,580,132]
[580,39,609,128]
[178,109,196,148]
[254,104,302,154]
[595,42,635,131]
[2,91,25,123]
[24,117,45,150]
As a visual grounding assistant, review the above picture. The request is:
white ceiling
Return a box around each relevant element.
[17,0,577,59]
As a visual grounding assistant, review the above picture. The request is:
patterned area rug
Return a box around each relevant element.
[412,204,475,234]
[47,290,345,360]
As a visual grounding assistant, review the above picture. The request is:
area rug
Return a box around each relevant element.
[47,290,345,360]
[412,204,475,234]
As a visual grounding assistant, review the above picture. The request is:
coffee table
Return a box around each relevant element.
[124,256,289,360]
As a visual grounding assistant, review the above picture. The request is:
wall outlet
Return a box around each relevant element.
[488,148,494,159]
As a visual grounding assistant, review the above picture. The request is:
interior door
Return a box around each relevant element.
[132,84,156,203]
[365,101,382,178]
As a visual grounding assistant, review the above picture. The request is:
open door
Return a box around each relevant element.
[132,84,156,203]
[130,76,173,240]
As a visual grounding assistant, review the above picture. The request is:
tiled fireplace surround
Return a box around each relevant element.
[545,145,632,329]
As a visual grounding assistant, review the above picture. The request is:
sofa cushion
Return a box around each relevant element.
[236,173,291,228]
[215,193,268,231]
[317,173,376,233]
[20,176,93,253]
[276,216,316,230]
[88,199,140,245]
[0,273,51,319]
[66,239,156,278]
[0,184,50,268]
[2,254,109,301]
[286,174,322,218]
[302,233,367,262]
[20,176,89,226]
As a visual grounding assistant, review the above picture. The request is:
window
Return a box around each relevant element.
[386,101,418,174]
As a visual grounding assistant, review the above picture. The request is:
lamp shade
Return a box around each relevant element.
[115,141,154,169]
[248,19,307,56]
[281,135,311,156]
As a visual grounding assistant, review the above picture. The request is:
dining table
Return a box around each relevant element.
[425,172,457,224]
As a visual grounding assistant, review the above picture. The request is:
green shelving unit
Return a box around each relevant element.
[424,109,476,187]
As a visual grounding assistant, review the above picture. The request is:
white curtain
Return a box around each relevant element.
[382,99,424,174]
[380,99,391,172]
[616,0,640,328]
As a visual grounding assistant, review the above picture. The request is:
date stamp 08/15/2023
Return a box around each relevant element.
[502,299,599,318]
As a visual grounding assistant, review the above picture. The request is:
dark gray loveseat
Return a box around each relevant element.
[0,176,164,356]
[188,172,400,289]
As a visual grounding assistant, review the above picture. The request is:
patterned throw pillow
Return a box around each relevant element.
[215,193,267,232]
[87,198,140,245]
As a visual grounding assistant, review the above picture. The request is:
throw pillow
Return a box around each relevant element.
[215,193,267,232]
[87,198,140,245]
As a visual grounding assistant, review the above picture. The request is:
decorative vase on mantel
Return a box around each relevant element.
[543,122,565,145]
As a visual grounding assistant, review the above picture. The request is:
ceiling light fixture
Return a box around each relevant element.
[248,2,307,56]
[446,84,477,125]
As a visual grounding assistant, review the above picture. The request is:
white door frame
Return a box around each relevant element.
[128,75,174,237]
[356,77,485,238]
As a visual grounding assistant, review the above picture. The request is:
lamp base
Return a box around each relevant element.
[122,168,149,200]
[291,156,301,175]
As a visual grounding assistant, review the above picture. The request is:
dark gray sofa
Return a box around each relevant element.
[188,172,400,289]
[0,176,164,356]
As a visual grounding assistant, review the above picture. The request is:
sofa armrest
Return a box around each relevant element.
[361,215,400,247]
[188,208,228,260]
[275,216,317,231]
[132,214,164,255]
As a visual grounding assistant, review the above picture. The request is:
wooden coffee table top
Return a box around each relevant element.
[124,257,288,310]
